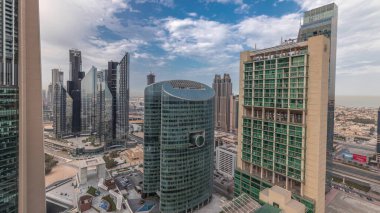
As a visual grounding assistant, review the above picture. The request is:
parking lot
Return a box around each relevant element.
[113,169,159,213]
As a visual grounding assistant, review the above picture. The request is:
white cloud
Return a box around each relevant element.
[188,12,198,17]
[40,0,147,88]
[135,0,175,8]
[202,0,249,14]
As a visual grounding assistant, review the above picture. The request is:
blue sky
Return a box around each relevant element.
[40,0,380,97]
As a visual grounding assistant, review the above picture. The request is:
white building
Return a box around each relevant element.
[216,145,237,178]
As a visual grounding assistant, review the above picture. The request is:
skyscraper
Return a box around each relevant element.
[230,95,239,134]
[53,82,72,138]
[116,53,129,142]
[81,66,97,135]
[67,49,85,133]
[235,35,330,213]
[298,3,338,192]
[52,68,63,85]
[147,72,155,85]
[19,0,46,212]
[213,74,233,132]
[143,80,214,212]
[96,70,113,143]
[107,61,119,139]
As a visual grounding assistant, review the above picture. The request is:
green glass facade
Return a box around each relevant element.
[237,51,315,213]
[143,80,214,213]
[0,87,18,212]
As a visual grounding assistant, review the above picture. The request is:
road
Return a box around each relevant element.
[330,162,380,185]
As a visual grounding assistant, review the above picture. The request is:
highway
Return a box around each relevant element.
[330,162,380,185]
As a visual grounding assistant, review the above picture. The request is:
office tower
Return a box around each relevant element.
[52,68,63,85]
[298,3,338,192]
[47,83,53,108]
[67,49,85,133]
[230,95,239,134]
[116,53,129,141]
[216,145,237,178]
[53,83,73,138]
[143,80,214,212]
[213,74,233,132]
[107,61,118,139]
[147,72,155,85]
[377,107,380,167]
[81,66,97,135]
[235,35,330,213]
[18,0,46,212]
[96,70,113,143]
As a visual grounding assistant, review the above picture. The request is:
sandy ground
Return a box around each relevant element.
[45,164,78,187]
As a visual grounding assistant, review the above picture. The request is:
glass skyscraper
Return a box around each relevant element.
[53,83,72,138]
[81,66,97,135]
[143,80,215,213]
[116,53,129,142]
[298,3,338,192]
[96,70,113,143]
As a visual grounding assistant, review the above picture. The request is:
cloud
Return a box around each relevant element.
[40,0,148,88]
[135,0,175,8]
[188,12,198,17]
[202,0,250,14]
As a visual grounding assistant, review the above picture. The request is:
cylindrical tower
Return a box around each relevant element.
[143,80,215,213]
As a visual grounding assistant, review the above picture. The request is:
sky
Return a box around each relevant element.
[39,0,380,97]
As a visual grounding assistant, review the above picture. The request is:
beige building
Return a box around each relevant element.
[213,74,233,132]
[121,145,144,164]
[234,35,330,213]
[18,0,46,212]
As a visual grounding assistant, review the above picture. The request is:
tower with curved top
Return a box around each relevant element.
[143,80,214,213]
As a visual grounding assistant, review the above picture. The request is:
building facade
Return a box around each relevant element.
[67,49,84,133]
[107,61,118,139]
[19,0,46,211]
[230,95,239,134]
[216,145,237,178]
[81,66,97,135]
[1,0,45,211]
[96,70,113,143]
[116,53,129,141]
[147,72,155,85]
[213,74,233,132]
[298,3,338,191]
[143,80,214,213]
[53,83,72,138]
[235,35,330,213]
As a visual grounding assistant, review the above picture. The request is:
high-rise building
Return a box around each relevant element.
[213,74,233,132]
[52,68,63,85]
[81,66,97,135]
[3,0,46,212]
[230,95,239,134]
[147,72,155,85]
[235,35,331,213]
[298,3,338,192]
[216,144,237,178]
[116,53,129,141]
[53,83,73,138]
[96,70,113,143]
[107,61,118,139]
[377,107,380,167]
[67,49,85,133]
[143,80,214,212]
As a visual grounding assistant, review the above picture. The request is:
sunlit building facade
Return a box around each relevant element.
[81,66,97,135]
[235,35,331,213]
[298,3,338,191]
[96,70,113,143]
[116,53,129,141]
[143,80,214,213]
